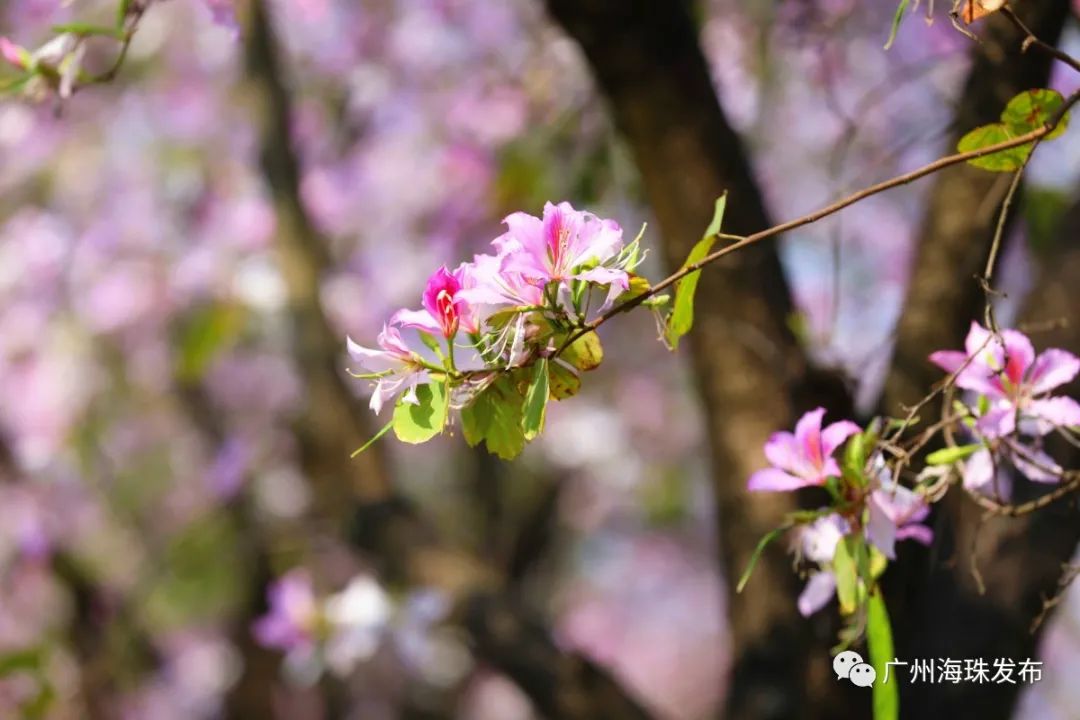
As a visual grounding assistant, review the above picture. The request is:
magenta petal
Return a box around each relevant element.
[798,572,836,617]
[1000,329,1035,386]
[747,468,812,492]
[1028,349,1080,395]
[821,420,861,457]
[794,408,827,468]
[1011,444,1062,483]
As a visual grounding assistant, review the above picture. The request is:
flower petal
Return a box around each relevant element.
[821,420,861,457]
[866,493,898,560]
[928,350,969,375]
[389,308,442,336]
[1000,329,1035,387]
[794,407,827,470]
[798,572,836,617]
[747,468,813,492]
[1028,348,1080,395]
[1025,397,1080,435]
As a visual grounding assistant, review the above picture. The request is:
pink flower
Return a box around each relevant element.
[962,442,1062,499]
[866,472,932,560]
[347,323,429,414]
[253,569,320,652]
[930,322,1080,437]
[392,265,479,338]
[494,201,629,298]
[747,408,861,491]
[795,514,848,616]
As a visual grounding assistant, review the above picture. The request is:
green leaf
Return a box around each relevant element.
[392,382,449,444]
[548,360,581,400]
[867,590,899,720]
[351,419,394,458]
[926,443,981,466]
[561,331,604,371]
[522,359,549,441]
[0,648,42,676]
[842,429,873,488]
[613,273,652,304]
[1002,89,1068,140]
[958,89,1070,172]
[884,0,910,50]
[461,376,526,460]
[736,524,789,593]
[958,123,1031,171]
[833,535,859,615]
[665,194,726,349]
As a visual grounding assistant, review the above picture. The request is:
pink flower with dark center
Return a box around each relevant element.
[930,322,1080,437]
[392,265,478,338]
[747,408,861,492]
[494,201,629,298]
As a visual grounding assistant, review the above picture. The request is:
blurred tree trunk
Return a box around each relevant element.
[543,2,857,718]
[880,2,1076,718]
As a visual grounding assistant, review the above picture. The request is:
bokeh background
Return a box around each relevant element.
[1,0,1079,718]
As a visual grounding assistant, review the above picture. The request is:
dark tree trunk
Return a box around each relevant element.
[542,2,857,718]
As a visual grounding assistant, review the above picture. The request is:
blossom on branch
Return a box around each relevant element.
[746,407,860,492]
[347,323,429,414]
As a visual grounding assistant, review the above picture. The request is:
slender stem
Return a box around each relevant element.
[1000,6,1080,75]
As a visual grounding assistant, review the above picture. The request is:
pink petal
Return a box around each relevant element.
[1011,444,1063,483]
[798,572,836,617]
[747,468,814,492]
[763,432,801,471]
[962,448,998,494]
[821,420,861,457]
[929,350,969,375]
[975,405,1017,438]
[1025,397,1080,435]
[347,336,401,374]
[575,266,628,291]
[389,308,442,336]
[794,407,827,469]
[866,493,898,560]
[1028,348,1080,395]
[896,524,933,546]
[1000,329,1035,387]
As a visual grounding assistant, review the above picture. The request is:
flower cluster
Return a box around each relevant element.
[253,570,392,680]
[741,323,1079,620]
[746,407,933,616]
[347,201,642,458]
[929,322,1080,498]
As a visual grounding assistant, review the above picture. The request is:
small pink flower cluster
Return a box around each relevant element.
[742,322,1079,617]
[347,201,638,415]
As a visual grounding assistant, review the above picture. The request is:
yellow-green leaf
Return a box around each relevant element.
[522,359,549,441]
[562,331,603,371]
[665,194,726,349]
[548,360,581,400]
[867,589,899,720]
[392,382,448,444]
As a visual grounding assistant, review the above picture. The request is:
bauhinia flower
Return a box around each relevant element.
[866,471,933,560]
[929,322,1080,437]
[347,323,429,414]
[494,201,629,300]
[961,441,1062,498]
[795,513,849,617]
[747,407,861,492]
[392,265,479,339]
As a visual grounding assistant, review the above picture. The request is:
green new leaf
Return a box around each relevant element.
[417,330,444,357]
[926,443,981,466]
[833,535,859,615]
[522,359,549,441]
[665,194,726,349]
[867,590,899,720]
[548,360,581,400]
[842,429,873,488]
[1002,89,1068,140]
[51,22,126,39]
[958,89,1069,171]
[561,331,604,371]
[392,382,449,444]
[884,0,910,50]
[736,524,789,593]
[461,376,526,460]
